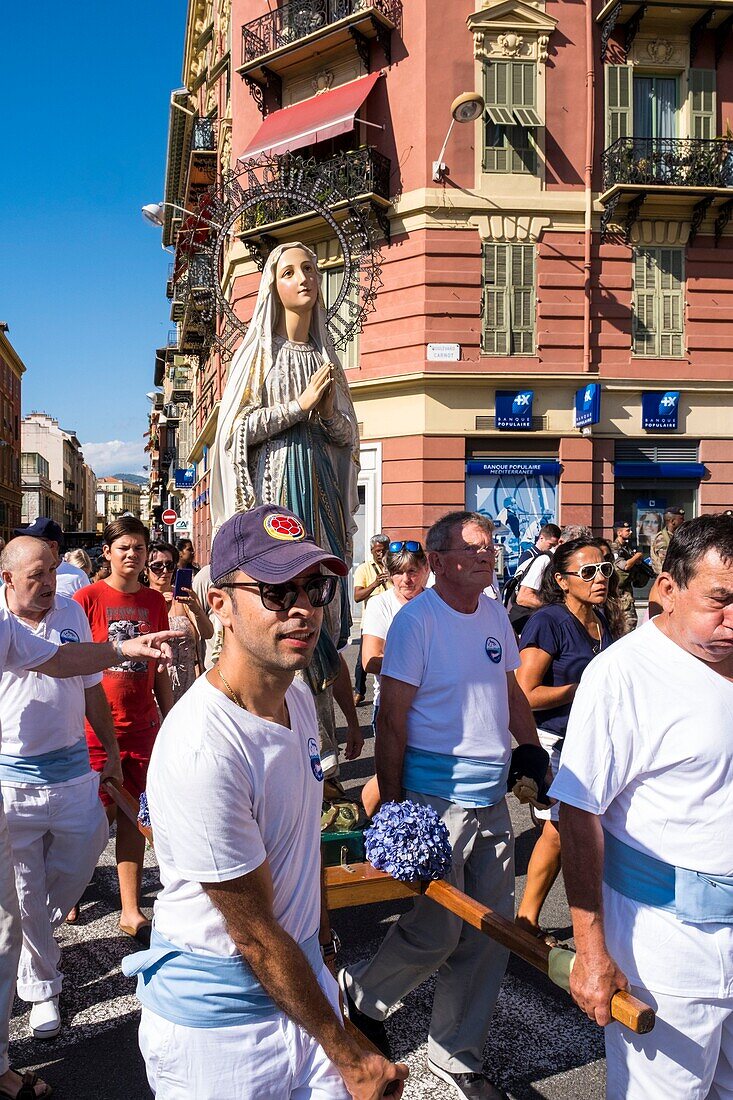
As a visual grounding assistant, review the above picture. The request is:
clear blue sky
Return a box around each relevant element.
[2,2,187,475]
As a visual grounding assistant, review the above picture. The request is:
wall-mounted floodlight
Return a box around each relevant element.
[432,92,486,182]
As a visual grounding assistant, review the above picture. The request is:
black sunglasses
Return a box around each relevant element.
[219,575,338,612]
[148,561,175,574]
[388,540,422,553]
[560,561,614,582]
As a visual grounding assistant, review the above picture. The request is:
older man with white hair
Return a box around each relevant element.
[0,537,124,1044]
[0,539,178,1100]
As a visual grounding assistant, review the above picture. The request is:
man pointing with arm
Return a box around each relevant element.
[0,536,179,1100]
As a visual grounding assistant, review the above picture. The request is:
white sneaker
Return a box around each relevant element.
[29,996,60,1040]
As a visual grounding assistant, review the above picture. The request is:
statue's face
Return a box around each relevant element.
[275,248,319,314]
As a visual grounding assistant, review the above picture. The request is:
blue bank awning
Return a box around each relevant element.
[613,462,707,480]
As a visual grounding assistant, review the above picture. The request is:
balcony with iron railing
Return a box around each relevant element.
[238,0,400,96]
[236,146,392,246]
[183,116,218,208]
[599,136,733,243]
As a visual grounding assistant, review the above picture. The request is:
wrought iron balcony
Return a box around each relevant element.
[599,136,733,243]
[320,146,391,204]
[240,0,400,98]
[192,117,216,152]
[237,147,392,250]
[602,137,733,192]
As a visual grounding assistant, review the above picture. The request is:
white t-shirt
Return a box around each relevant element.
[148,675,323,957]
[551,619,733,876]
[381,588,520,762]
[518,553,551,593]
[0,608,57,745]
[55,561,90,597]
[0,590,100,758]
[361,589,404,708]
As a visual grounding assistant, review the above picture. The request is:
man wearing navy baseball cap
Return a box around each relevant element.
[13,518,89,597]
[125,506,407,1100]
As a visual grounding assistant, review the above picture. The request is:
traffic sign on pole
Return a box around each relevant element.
[162,509,178,526]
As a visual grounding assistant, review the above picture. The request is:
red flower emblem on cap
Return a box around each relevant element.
[264,513,306,542]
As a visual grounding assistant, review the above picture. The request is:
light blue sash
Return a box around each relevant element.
[603,829,733,924]
[403,746,509,808]
[122,928,322,1028]
[0,741,91,786]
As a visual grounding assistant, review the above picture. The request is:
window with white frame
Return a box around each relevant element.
[632,247,685,358]
[482,242,536,355]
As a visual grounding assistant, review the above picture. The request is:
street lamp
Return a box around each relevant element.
[432,92,486,182]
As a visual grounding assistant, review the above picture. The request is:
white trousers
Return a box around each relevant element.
[138,964,350,1099]
[606,986,733,1099]
[2,772,108,1002]
[604,885,733,1098]
[0,800,22,1075]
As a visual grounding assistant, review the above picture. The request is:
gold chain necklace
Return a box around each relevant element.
[216,666,246,710]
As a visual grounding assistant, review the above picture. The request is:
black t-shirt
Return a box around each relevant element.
[519,603,612,738]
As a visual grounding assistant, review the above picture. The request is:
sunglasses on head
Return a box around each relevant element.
[219,575,338,612]
[148,561,175,575]
[560,561,614,582]
[388,540,422,553]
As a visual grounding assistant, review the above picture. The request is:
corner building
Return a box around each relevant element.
[162,0,733,577]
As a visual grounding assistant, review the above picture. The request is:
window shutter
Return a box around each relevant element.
[689,69,716,140]
[633,250,658,355]
[658,248,684,358]
[510,244,535,355]
[508,125,535,174]
[606,65,633,146]
[484,62,514,126]
[482,244,510,355]
[633,249,684,357]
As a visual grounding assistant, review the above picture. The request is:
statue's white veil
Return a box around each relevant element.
[209,241,359,563]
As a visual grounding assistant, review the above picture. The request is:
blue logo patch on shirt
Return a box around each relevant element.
[59,628,80,644]
[485,636,502,664]
[307,737,324,782]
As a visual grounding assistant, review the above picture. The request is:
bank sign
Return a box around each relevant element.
[574,383,601,428]
[496,390,534,430]
[174,467,196,489]
[642,391,680,431]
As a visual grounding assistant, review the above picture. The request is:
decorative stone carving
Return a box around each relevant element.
[311,69,335,94]
[629,220,690,246]
[470,213,551,242]
[468,0,557,64]
[630,33,687,67]
[498,31,524,56]
[646,37,675,64]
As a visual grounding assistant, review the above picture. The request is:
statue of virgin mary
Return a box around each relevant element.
[209,241,360,701]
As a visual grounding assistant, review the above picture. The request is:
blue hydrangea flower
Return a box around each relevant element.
[138,791,151,830]
[364,800,452,882]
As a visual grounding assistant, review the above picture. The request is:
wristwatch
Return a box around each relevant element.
[320,929,341,960]
[112,638,127,661]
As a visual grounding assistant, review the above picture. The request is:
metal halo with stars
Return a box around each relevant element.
[178,153,385,360]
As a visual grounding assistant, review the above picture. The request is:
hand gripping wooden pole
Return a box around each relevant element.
[325,863,655,1035]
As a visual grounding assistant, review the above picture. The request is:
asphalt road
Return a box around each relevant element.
[9,644,607,1099]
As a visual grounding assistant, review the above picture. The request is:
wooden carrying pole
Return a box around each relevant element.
[326,863,655,1035]
[103,779,153,842]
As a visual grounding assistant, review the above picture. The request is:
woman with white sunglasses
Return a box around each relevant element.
[515,538,614,943]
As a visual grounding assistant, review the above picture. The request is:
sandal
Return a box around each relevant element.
[119,921,152,947]
[0,1070,52,1099]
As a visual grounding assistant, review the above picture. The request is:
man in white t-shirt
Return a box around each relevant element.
[0,538,123,1042]
[0,542,179,1100]
[124,505,407,1100]
[340,511,543,1100]
[551,513,733,1098]
[13,518,89,597]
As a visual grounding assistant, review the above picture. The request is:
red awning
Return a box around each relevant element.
[240,72,382,159]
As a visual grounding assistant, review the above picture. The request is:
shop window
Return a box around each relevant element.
[482,243,536,356]
[632,248,684,358]
[483,61,539,174]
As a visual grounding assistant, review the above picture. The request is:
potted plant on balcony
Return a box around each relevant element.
[720,121,733,188]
